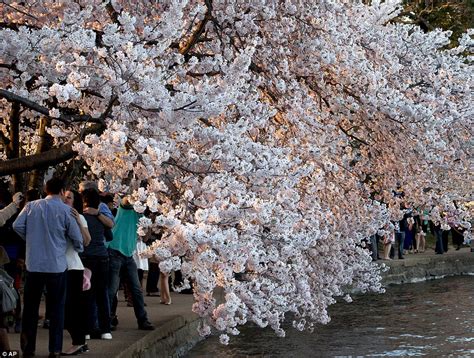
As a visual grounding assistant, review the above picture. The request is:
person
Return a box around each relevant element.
[146,261,160,297]
[13,177,83,358]
[383,231,395,260]
[80,188,113,340]
[146,233,161,297]
[391,221,405,260]
[0,189,23,351]
[433,220,444,254]
[452,226,465,251]
[108,197,155,331]
[78,181,115,226]
[133,236,149,289]
[62,190,92,355]
[0,191,23,227]
[415,217,426,253]
[442,226,450,253]
[123,235,150,307]
[421,208,430,235]
[100,193,117,217]
[0,189,25,334]
[159,268,172,305]
[392,204,409,260]
[78,181,115,337]
[404,213,416,254]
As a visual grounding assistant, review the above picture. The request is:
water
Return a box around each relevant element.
[187,276,474,357]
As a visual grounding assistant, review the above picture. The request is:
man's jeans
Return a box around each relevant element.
[369,235,378,261]
[434,228,444,254]
[108,249,148,325]
[81,256,111,334]
[395,232,405,258]
[21,271,67,354]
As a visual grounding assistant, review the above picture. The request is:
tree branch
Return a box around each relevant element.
[0,89,106,125]
[105,2,120,24]
[6,102,20,159]
[0,63,22,75]
[162,157,219,175]
[179,0,213,55]
[337,124,369,146]
[0,141,75,176]
[0,96,116,177]
[0,122,105,177]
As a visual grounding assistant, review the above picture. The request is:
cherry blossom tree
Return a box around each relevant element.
[1,0,472,343]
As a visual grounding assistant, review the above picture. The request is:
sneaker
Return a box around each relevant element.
[138,321,155,330]
[101,333,113,340]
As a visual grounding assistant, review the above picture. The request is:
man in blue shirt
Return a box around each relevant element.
[13,177,83,358]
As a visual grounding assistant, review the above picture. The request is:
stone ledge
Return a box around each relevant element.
[116,313,203,358]
[381,250,474,285]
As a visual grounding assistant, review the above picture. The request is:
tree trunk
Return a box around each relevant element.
[27,116,52,190]
[6,102,23,192]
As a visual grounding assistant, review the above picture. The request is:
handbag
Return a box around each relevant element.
[82,267,92,291]
[0,268,19,312]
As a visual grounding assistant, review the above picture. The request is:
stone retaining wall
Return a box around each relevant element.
[381,251,474,285]
[115,313,202,358]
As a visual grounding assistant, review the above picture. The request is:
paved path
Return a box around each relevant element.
[6,245,472,357]
[378,244,472,265]
[7,290,197,357]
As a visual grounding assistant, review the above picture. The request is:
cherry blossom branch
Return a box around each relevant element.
[179,0,213,55]
[0,89,105,125]
[0,63,21,75]
[131,100,201,113]
[337,124,369,146]
[0,2,38,20]
[0,141,75,176]
[105,2,120,24]
[162,157,219,175]
[0,96,116,176]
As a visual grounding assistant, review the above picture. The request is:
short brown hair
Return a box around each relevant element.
[45,177,65,195]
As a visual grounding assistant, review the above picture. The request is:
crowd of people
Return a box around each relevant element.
[368,203,467,262]
[0,178,175,357]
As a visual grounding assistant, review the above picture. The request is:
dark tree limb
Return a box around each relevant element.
[7,102,20,159]
[5,102,23,190]
[0,89,105,125]
[0,63,22,75]
[105,1,120,24]
[337,124,369,146]
[0,96,116,177]
[0,141,76,176]
[179,0,213,55]
[27,116,52,189]
[0,122,105,177]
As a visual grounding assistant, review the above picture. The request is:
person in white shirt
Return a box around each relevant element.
[62,190,91,356]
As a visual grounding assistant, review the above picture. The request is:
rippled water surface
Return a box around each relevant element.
[187,276,474,357]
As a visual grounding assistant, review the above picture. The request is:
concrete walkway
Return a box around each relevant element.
[6,246,473,357]
[7,290,201,358]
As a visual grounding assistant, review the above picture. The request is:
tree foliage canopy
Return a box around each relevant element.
[0,0,472,342]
